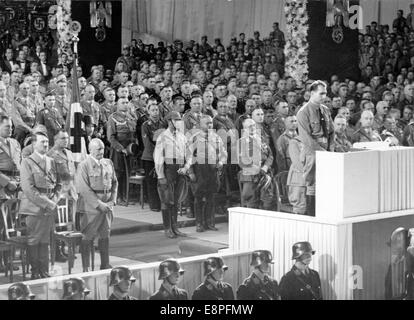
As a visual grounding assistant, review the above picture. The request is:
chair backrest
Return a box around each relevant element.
[1,199,22,240]
[275,171,290,204]
[56,198,74,231]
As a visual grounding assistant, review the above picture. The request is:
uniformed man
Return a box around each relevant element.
[62,277,91,300]
[238,118,273,209]
[8,282,35,300]
[99,88,117,125]
[141,103,166,212]
[76,138,118,272]
[107,98,136,206]
[192,256,234,300]
[403,118,414,146]
[380,115,403,146]
[108,266,137,300]
[158,86,174,119]
[150,259,188,300]
[237,250,280,300]
[187,115,227,232]
[279,241,323,300]
[47,130,77,263]
[351,110,382,143]
[296,81,334,216]
[287,136,307,215]
[21,124,48,159]
[275,115,298,172]
[35,91,65,147]
[13,82,36,145]
[81,85,100,125]
[183,95,203,132]
[54,78,71,119]
[154,111,189,238]
[234,99,256,136]
[20,132,61,279]
[329,115,353,152]
[270,100,290,148]
[0,115,21,272]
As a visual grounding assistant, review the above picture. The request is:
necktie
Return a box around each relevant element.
[263,275,270,284]
[216,282,224,290]
[172,287,179,298]
[319,108,327,138]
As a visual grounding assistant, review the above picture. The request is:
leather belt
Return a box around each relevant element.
[37,187,55,194]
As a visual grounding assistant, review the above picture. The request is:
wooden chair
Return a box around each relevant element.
[1,199,28,280]
[127,174,145,208]
[50,198,83,274]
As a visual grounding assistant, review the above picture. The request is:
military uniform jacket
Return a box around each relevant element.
[238,134,273,182]
[0,137,21,199]
[276,131,296,172]
[149,284,188,300]
[287,137,306,187]
[237,272,280,300]
[403,122,414,146]
[279,266,323,300]
[158,100,173,119]
[47,147,77,199]
[213,115,237,147]
[35,107,65,144]
[19,152,61,216]
[81,100,100,126]
[75,156,118,215]
[107,112,136,151]
[141,118,167,161]
[183,111,201,132]
[154,129,188,179]
[55,94,71,119]
[351,127,382,143]
[329,132,352,152]
[270,116,286,148]
[234,113,251,135]
[186,130,227,167]
[99,101,116,125]
[192,280,235,300]
[28,92,44,113]
[296,102,334,152]
[14,94,36,128]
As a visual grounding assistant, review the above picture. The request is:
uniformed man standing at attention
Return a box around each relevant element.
[237,250,280,300]
[141,102,166,212]
[150,259,188,300]
[20,132,61,279]
[76,138,118,272]
[192,256,234,300]
[187,115,227,232]
[154,111,190,239]
[47,129,77,263]
[296,81,333,216]
[108,266,137,300]
[0,116,21,272]
[238,118,273,209]
[279,241,323,300]
[61,277,91,300]
[107,97,136,206]
[35,91,66,147]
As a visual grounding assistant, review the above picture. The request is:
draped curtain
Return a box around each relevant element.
[122,0,286,45]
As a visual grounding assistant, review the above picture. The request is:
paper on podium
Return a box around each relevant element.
[352,141,390,150]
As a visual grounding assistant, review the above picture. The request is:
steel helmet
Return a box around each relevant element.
[109,266,136,286]
[291,241,315,260]
[165,111,182,121]
[8,283,35,300]
[158,259,185,280]
[250,250,274,267]
[203,257,228,276]
[62,277,91,300]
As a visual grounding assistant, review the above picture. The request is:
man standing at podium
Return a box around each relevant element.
[296,81,333,216]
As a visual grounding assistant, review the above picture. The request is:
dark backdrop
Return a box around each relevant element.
[307,0,360,82]
[71,0,122,77]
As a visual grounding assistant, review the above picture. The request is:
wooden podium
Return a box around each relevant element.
[228,147,414,300]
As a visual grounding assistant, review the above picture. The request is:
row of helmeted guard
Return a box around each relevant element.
[7,241,322,300]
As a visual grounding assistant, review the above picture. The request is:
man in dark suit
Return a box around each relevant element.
[1,48,17,74]
[15,50,30,75]
[38,51,51,81]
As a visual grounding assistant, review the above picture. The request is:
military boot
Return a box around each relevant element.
[55,240,68,263]
[80,239,91,272]
[162,209,176,239]
[28,245,40,280]
[194,199,205,232]
[98,238,112,270]
[38,243,50,278]
[204,198,218,231]
[171,206,187,237]
[306,195,315,217]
